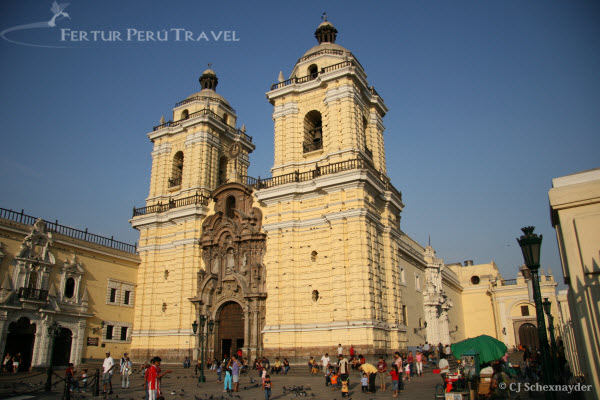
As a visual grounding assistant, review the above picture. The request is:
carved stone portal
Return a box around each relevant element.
[192,182,267,361]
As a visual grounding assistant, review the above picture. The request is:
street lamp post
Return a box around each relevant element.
[192,316,214,383]
[517,226,554,400]
[45,321,61,392]
[542,298,560,379]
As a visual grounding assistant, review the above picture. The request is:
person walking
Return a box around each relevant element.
[12,354,20,373]
[102,351,114,395]
[415,350,423,377]
[223,361,232,394]
[231,355,241,392]
[119,353,128,374]
[393,352,404,391]
[390,364,400,398]
[320,353,330,374]
[338,354,349,384]
[2,353,11,373]
[263,374,272,400]
[121,356,132,389]
[337,344,343,357]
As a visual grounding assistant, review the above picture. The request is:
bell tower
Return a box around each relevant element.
[267,20,388,178]
[130,69,254,361]
[257,20,406,359]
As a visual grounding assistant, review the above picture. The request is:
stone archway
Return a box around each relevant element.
[217,302,244,360]
[518,323,539,350]
[4,317,36,372]
[190,183,267,362]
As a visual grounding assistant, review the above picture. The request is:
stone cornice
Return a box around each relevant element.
[185,130,221,148]
[263,320,407,333]
[130,204,208,230]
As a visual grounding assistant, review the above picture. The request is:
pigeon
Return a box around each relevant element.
[171,392,176,395]
[249,378,256,384]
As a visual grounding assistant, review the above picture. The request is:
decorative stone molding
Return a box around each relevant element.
[272,102,299,119]
[185,130,222,148]
[151,143,171,157]
[58,255,85,304]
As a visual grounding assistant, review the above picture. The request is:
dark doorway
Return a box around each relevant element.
[51,328,73,366]
[518,323,539,350]
[4,317,36,372]
[218,302,244,360]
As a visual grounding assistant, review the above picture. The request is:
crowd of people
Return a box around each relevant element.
[304,342,452,396]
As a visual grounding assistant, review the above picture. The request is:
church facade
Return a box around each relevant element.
[129,21,467,362]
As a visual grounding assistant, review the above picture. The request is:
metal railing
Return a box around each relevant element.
[303,140,323,153]
[243,157,402,202]
[271,60,354,90]
[168,177,182,188]
[175,95,236,113]
[0,208,137,253]
[18,287,49,301]
[153,110,253,143]
[132,192,210,217]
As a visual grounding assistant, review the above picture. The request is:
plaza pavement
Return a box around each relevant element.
[0,365,445,400]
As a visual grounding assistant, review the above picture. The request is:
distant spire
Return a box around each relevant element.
[241,124,246,133]
[428,235,431,246]
[160,115,165,124]
[278,71,285,82]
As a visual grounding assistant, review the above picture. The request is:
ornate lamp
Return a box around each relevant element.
[517,227,542,271]
[191,320,198,335]
[517,227,554,399]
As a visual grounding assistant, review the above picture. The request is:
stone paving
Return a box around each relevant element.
[0,366,445,400]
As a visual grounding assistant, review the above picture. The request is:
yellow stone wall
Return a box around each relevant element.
[549,169,600,400]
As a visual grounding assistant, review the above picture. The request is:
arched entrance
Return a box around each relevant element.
[218,302,244,360]
[518,323,539,350]
[51,328,73,366]
[4,317,36,372]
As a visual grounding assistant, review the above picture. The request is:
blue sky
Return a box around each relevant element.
[1,1,598,286]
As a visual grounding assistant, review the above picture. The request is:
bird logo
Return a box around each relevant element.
[1,1,71,47]
[49,2,71,27]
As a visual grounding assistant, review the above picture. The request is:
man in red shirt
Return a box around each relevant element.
[145,357,172,400]
[349,345,355,358]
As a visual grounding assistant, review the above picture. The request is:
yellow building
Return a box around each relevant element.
[448,261,558,350]
[129,20,467,362]
[549,168,600,400]
[0,208,139,369]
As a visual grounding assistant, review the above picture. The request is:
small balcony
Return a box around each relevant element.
[303,139,323,154]
[18,287,49,302]
[168,177,182,188]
